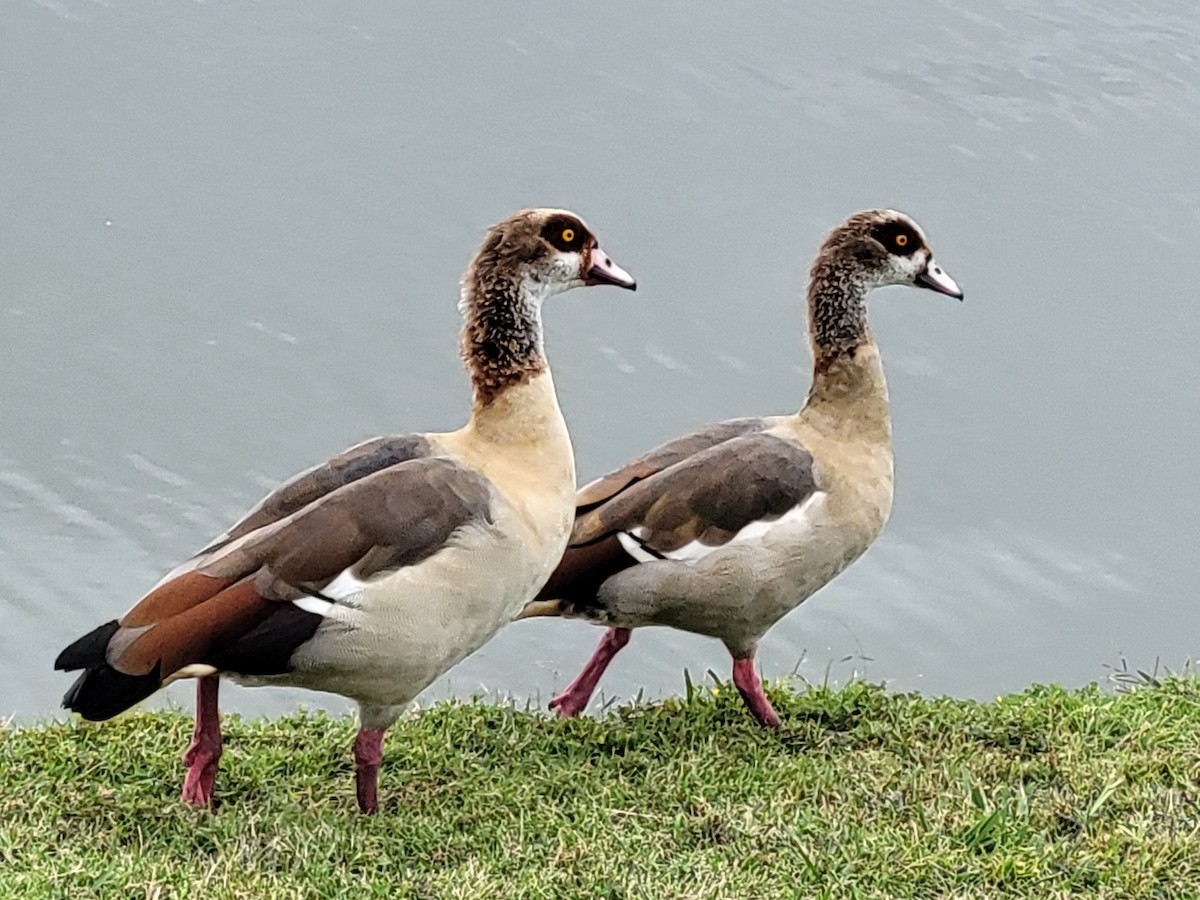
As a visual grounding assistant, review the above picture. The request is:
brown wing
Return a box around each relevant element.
[199,433,433,553]
[532,424,817,615]
[575,418,768,512]
[57,456,492,720]
[572,432,817,551]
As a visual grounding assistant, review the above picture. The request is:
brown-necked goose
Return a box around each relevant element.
[522,209,960,727]
[56,208,636,812]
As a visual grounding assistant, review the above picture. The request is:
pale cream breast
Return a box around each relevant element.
[437,371,576,559]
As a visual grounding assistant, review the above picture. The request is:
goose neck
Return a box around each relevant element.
[460,269,548,410]
[801,259,891,441]
[806,256,872,364]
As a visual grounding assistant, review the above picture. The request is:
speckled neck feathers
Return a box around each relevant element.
[460,238,547,409]
[801,234,890,439]
[806,254,871,372]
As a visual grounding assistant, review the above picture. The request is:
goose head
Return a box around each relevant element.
[459,208,637,404]
[469,208,637,304]
[821,209,963,300]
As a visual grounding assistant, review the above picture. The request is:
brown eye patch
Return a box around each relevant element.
[541,216,589,253]
[871,221,921,257]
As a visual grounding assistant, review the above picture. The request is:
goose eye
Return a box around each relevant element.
[562,228,575,244]
[895,234,908,248]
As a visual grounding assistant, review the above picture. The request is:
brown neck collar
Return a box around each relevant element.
[807,254,872,374]
[460,261,547,409]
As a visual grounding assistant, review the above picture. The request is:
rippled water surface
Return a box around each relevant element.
[3,0,1198,719]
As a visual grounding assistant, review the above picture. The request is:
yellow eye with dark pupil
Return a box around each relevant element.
[895,234,909,247]
[562,228,575,243]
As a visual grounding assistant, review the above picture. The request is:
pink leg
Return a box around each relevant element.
[731,655,781,728]
[354,729,385,814]
[181,675,223,807]
[550,627,632,718]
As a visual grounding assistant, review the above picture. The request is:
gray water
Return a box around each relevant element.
[2,0,1197,722]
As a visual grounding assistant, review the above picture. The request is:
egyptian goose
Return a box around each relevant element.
[522,209,960,727]
[55,208,636,812]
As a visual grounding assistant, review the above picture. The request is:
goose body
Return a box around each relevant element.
[228,374,577,717]
[56,208,636,811]
[523,209,960,726]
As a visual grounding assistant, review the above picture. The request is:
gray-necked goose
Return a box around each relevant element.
[56,208,636,812]
[522,209,960,727]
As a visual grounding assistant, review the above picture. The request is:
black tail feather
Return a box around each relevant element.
[61,662,162,721]
[57,620,163,721]
[55,620,120,671]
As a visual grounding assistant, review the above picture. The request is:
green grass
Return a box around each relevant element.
[2,677,1199,899]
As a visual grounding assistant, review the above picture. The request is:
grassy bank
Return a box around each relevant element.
[2,677,1198,899]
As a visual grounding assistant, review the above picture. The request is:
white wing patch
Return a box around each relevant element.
[291,569,371,617]
[166,663,219,683]
[292,595,336,617]
[324,569,371,599]
[616,530,661,564]
[617,492,826,565]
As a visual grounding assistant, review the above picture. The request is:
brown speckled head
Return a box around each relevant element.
[807,209,961,364]
[460,208,636,406]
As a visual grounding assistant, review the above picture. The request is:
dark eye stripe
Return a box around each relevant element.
[870,221,921,257]
[541,216,589,253]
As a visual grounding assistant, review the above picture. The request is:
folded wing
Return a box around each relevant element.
[534,420,818,614]
[57,448,492,720]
